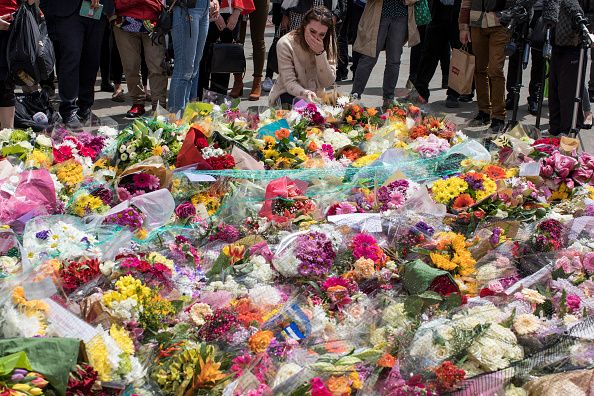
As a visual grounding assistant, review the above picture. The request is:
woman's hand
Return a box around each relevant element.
[0,14,12,30]
[226,9,241,31]
[303,90,317,102]
[210,0,220,19]
[460,30,471,44]
[304,29,324,55]
[281,15,289,31]
[214,14,226,31]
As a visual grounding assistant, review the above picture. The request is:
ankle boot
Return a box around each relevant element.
[249,76,262,101]
[229,73,244,98]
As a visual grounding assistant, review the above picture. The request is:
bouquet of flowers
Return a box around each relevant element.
[431,171,498,212]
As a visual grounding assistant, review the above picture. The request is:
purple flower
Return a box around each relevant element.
[295,232,336,277]
[103,208,144,231]
[35,230,50,240]
[175,202,196,219]
[209,223,240,243]
[464,175,484,191]
[414,221,435,236]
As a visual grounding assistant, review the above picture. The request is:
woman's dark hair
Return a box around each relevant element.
[294,6,337,61]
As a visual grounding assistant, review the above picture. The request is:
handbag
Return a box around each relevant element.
[210,42,246,74]
[448,45,475,95]
[151,0,179,44]
[414,0,432,26]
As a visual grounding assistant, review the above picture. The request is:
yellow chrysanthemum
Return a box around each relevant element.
[431,178,469,203]
[289,147,308,162]
[55,160,83,187]
[352,153,380,167]
[103,275,151,308]
[86,335,111,381]
[147,252,175,271]
[110,324,135,355]
[72,194,106,217]
[475,177,497,201]
[27,149,52,168]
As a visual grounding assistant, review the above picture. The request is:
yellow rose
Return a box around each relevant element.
[326,376,352,396]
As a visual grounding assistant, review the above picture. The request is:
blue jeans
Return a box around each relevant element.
[168,0,210,113]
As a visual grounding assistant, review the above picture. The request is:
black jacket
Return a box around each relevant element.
[40,0,114,18]
[555,0,594,46]
[283,0,348,24]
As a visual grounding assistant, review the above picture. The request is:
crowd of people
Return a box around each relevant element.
[0,0,594,136]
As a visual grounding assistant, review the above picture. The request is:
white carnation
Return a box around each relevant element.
[35,134,52,147]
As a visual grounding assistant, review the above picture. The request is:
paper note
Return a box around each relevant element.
[519,161,541,177]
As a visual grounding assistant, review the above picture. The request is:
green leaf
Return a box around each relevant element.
[206,253,231,279]
[442,293,462,310]
[551,267,570,280]
[418,290,444,303]
[404,296,425,317]
[0,352,33,376]
[501,308,516,328]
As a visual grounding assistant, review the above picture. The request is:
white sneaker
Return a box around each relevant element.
[262,77,274,92]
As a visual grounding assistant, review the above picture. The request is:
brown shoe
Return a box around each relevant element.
[229,73,244,98]
[249,76,262,101]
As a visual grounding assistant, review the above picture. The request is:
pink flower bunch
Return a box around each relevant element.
[540,151,594,188]
[310,378,332,396]
[300,103,326,125]
[351,233,385,264]
[231,352,272,383]
[411,134,450,158]
[555,251,594,274]
[103,207,145,231]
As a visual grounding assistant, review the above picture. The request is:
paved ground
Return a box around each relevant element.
[90,25,594,152]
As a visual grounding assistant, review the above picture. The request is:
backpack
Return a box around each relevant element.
[7,3,55,86]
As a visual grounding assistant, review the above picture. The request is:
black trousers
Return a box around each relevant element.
[505,10,543,102]
[549,45,585,134]
[100,23,124,85]
[265,3,283,79]
[50,13,105,116]
[197,14,241,100]
[338,1,364,76]
[413,13,461,100]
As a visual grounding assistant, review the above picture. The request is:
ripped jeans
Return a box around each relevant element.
[168,0,210,113]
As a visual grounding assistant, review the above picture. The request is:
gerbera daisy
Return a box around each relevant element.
[452,194,475,211]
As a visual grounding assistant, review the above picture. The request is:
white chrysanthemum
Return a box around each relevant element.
[35,134,52,147]
[242,255,275,287]
[468,324,523,371]
[0,305,45,338]
[521,288,546,304]
[272,363,303,388]
[248,285,281,308]
[0,128,12,143]
[98,125,118,137]
[109,298,140,322]
[17,141,33,150]
[513,313,542,335]
[0,256,20,275]
[322,128,352,149]
[272,251,300,278]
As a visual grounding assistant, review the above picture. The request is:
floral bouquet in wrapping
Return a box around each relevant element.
[343,104,382,128]
[258,128,308,170]
[66,183,112,218]
[114,118,186,167]
[539,150,594,200]
[431,171,498,213]
[258,177,317,225]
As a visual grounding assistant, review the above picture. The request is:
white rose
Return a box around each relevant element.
[100,260,115,276]
[129,152,137,160]
[120,153,128,161]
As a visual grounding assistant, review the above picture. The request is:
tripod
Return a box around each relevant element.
[504,17,531,132]
[535,28,552,130]
[569,27,593,149]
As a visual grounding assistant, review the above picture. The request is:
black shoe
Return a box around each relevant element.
[527,98,538,116]
[77,108,91,123]
[63,112,83,130]
[468,111,491,127]
[445,95,460,108]
[101,83,115,93]
[459,94,473,103]
[489,118,505,133]
[505,97,514,111]
[441,77,449,89]
[336,72,348,82]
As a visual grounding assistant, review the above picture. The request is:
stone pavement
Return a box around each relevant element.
[91,26,594,152]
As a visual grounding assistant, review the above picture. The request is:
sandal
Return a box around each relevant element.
[112,88,125,102]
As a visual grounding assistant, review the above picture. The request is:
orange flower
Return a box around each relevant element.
[222,243,246,264]
[195,356,226,387]
[235,298,264,326]
[483,164,507,180]
[428,118,442,130]
[326,376,352,396]
[367,107,378,117]
[452,193,475,211]
[248,330,274,354]
[351,105,361,113]
[377,352,396,368]
[364,132,373,140]
[308,141,318,152]
[346,115,354,124]
[274,128,290,140]
[410,125,429,139]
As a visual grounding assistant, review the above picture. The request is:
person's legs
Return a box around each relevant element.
[0,30,15,129]
[557,47,584,133]
[487,26,509,121]
[408,24,426,85]
[548,46,562,134]
[589,48,594,97]
[529,47,544,102]
[53,14,85,118]
[383,15,408,101]
[77,16,105,114]
[471,27,491,115]
[352,16,390,97]
[100,22,113,90]
[250,0,269,78]
[337,20,349,79]
[413,21,445,101]
[505,45,520,103]
[168,1,207,113]
[189,3,210,102]
[141,34,168,109]
[110,29,124,85]
[114,28,144,105]
[198,21,222,100]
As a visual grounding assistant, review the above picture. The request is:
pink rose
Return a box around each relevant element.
[175,202,196,219]
[583,252,594,273]
[553,152,578,179]
[488,280,504,293]
[566,293,581,312]
[573,167,594,185]
[579,152,594,170]
[540,164,554,178]
[555,256,572,272]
